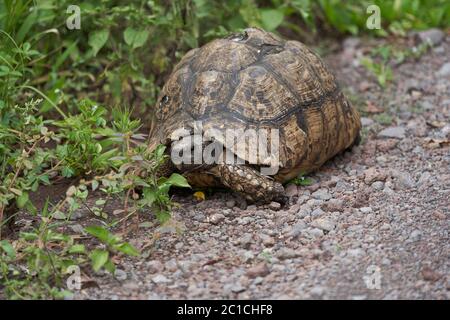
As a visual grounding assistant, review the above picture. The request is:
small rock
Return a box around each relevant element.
[392,170,415,190]
[286,222,307,238]
[376,139,398,152]
[208,213,225,225]
[371,181,384,191]
[226,199,236,208]
[343,37,360,48]
[346,248,363,257]
[68,224,85,234]
[416,28,445,46]
[311,218,335,232]
[230,283,246,293]
[246,263,270,278]
[151,274,171,284]
[241,250,255,263]
[259,234,275,247]
[285,183,298,197]
[409,229,422,242]
[364,167,386,184]
[437,62,450,77]
[164,259,178,272]
[239,234,253,249]
[269,201,281,211]
[276,248,300,260]
[378,127,406,139]
[70,211,85,220]
[323,199,344,212]
[146,260,164,273]
[359,81,372,92]
[311,188,332,200]
[361,117,374,126]
[421,266,441,282]
[308,228,324,238]
[306,183,320,193]
[114,269,127,281]
[311,207,325,217]
[360,207,373,214]
[310,286,325,298]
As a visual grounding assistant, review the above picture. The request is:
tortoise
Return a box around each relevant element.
[148,28,361,204]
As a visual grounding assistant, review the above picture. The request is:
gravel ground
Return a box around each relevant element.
[73,32,449,300]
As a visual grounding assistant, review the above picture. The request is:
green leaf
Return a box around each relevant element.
[90,249,109,272]
[104,259,116,273]
[0,240,16,259]
[68,244,85,254]
[260,9,284,31]
[16,10,39,43]
[166,173,190,188]
[16,191,29,209]
[156,210,171,224]
[88,29,110,56]
[115,242,140,256]
[85,225,116,245]
[142,187,157,206]
[123,27,149,49]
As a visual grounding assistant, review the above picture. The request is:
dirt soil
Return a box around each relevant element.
[23,34,450,300]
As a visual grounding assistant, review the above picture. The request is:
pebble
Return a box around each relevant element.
[260,234,275,247]
[239,234,253,249]
[269,201,281,211]
[416,28,445,46]
[226,199,236,208]
[324,199,344,212]
[364,167,386,184]
[378,126,406,139]
[307,228,324,238]
[285,183,298,197]
[276,248,300,260]
[311,188,332,200]
[240,250,255,263]
[230,283,246,293]
[311,207,325,217]
[146,260,164,273]
[165,259,178,272]
[208,213,225,224]
[311,218,335,232]
[246,263,270,278]
[360,207,373,214]
[392,170,416,190]
[286,222,307,238]
[68,223,85,234]
[152,274,171,284]
[361,117,374,126]
[371,181,384,191]
[114,269,127,281]
[409,229,423,242]
[309,286,325,298]
[437,62,450,77]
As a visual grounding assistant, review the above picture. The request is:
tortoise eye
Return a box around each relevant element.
[229,31,248,42]
[160,95,170,106]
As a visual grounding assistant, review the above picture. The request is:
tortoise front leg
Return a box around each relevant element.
[213,164,287,204]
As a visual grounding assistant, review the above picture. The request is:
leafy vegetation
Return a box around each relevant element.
[1,0,449,299]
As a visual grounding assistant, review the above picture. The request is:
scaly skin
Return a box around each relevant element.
[157,156,286,204]
[210,164,287,204]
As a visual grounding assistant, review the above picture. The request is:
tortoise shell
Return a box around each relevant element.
[149,28,361,183]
